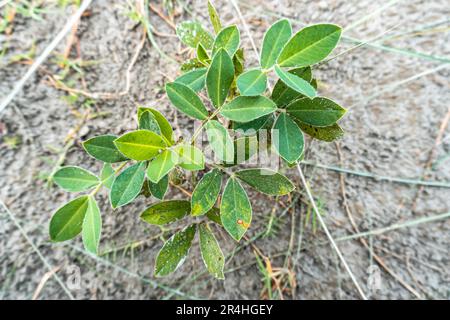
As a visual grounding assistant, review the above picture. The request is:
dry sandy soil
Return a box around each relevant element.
[0,0,449,300]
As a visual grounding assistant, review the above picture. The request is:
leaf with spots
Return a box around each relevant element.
[148,175,169,200]
[173,144,205,171]
[206,48,234,108]
[175,68,207,93]
[53,166,99,192]
[212,25,240,56]
[82,196,102,254]
[232,114,275,135]
[208,0,222,34]
[199,223,225,279]
[220,95,277,122]
[147,149,176,183]
[141,200,190,226]
[197,43,210,64]
[222,135,259,167]
[181,58,205,73]
[277,24,342,67]
[176,21,213,49]
[205,120,234,163]
[260,19,292,69]
[83,135,129,163]
[154,224,197,277]
[275,65,316,99]
[100,163,115,189]
[114,130,166,161]
[271,67,312,107]
[235,168,295,196]
[237,69,267,96]
[138,110,161,135]
[296,121,344,142]
[137,107,174,145]
[206,207,222,226]
[110,162,146,208]
[220,177,252,241]
[286,97,346,127]
[272,112,304,163]
[191,169,222,216]
[166,82,209,120]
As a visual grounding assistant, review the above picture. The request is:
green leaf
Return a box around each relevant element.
[49,196,89,242]
[147,149,176,183]
[229,135,259,166]
[196,43,210,64]
[181,58,205,72]
[137,107,174,145]
[237,69,267,96]
[232,114,275,135]
[176,21,213,49]
[53,166,99,192]
[110,162,146,208]
[278,24,342,67]
[233,48,245,77]
[100,163,115,189]
[206,48,234,108]
[173,144,205,171]
[148,175,169,200]
[206,207,222,225]
[271,67,312,107]
[83,135,129,163]
[199,223,225,279]
[138,111,161,135]
[208,0,222,34]
[166,82,209,120]
[141,200,190,225]
[297,121,344,142]
[212,25,240,57]
[274,65,316,99]
[220,177,252,241]
[141,179,152,198]
[286,97,346,127]
[205,120,234,163]
[235,168,295,196]
[82,196,102,254]
[191,169,222,216]
[272,113,304,163]
[222,135,259,168]
[220,95,277,122]
[114,130,166,161]
[260,19,292,69]
[175,68,207,92]
[154,224,197,277]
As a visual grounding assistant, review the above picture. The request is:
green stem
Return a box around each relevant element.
[190,106,224,144]
[90,162,128,197]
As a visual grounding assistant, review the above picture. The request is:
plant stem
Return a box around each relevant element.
[296,163,368,300]
[190,106,224,144]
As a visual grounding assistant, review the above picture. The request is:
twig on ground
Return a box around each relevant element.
[149,2,176,30]
[32,265,63,300]
[335,142,423,299]
[296,163,368,300]
[412,106,450,211]
[0,200,75,300]
[60,6,80,68]
[301,160,450,188]
[0,0,93,116]
[170,182,192,197]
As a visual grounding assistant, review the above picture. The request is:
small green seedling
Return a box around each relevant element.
[48,1,346,280]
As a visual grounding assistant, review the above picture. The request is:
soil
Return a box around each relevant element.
[0,0,449,300]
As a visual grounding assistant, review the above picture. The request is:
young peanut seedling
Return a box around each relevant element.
[49,1,346,280]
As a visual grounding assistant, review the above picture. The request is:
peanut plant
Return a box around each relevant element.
[49,1,346,280]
